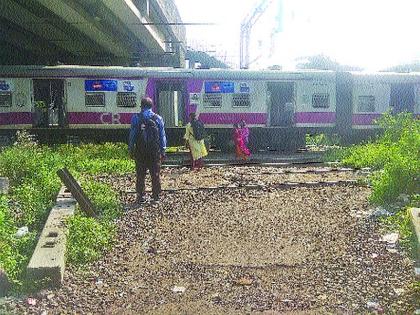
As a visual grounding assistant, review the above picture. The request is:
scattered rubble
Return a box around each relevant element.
[3,167,418,314]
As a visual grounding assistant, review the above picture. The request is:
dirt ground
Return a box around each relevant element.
[3,167,419,314]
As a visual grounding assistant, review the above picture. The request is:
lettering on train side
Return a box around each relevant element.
[100,113,121,124]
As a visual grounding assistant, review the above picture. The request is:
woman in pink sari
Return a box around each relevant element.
[240,120,249,146]
[233,123,251,160]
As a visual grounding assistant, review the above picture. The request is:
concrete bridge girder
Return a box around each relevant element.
[35,0,131,58]
[0,0,93,56]
[0,0,185,65]
[103,0,166,53]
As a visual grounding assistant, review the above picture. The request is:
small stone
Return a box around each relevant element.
[234,277,253,286]
[211,293,221,301]
[393,288,405,296]
[172,286,186,293]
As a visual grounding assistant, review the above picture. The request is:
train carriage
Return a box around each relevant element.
[351,72,420,129]
[0,65,418,149]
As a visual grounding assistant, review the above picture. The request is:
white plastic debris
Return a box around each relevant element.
[415,267,420,278]
[370,207,392,218]
[371,253,379,259]
[27,297,37,306]
[397,194,410,203]
[366,301,382,311]
[95,278,103,285]
[393,288,405,296]
[172,286,186,294]
[15,226,29,238]
[381,233,399,245]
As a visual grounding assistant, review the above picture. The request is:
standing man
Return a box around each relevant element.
[129,97,166,203]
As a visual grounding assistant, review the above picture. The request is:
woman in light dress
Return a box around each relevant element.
[184,112,208,170]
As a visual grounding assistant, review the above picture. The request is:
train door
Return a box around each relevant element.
[268,82,295,126]
[33,79,65,127]
[390,83,415,113]
[156,81,186,127]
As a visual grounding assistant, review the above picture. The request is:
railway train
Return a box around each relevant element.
[0,65,419,150]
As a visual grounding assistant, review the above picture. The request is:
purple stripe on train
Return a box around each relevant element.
[295,112,336,124]
[352,113,382,125]
[0,112,32,125]
[68,112,135,125]
[198,113,267,125]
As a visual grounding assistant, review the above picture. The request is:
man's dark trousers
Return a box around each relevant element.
[135,158,161,199]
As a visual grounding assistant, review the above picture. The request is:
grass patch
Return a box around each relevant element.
[66,216,115,265]
[0,132,130,290]
[340,113,419,205]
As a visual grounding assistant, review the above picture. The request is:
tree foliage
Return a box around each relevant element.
[186,50,229,69]
[382,61,420,73]
[296,54,363,71]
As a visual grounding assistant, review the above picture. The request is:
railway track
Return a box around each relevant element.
[163,160,334,168]
[124,179,361,194]
[123,166,367,194]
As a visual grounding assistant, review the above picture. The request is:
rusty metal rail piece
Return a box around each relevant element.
[57,168,97,218]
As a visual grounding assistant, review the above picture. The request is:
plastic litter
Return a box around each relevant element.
[15,226,29,238]
[381,233,399,245]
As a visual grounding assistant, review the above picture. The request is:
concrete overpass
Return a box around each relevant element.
[0,0,186,67]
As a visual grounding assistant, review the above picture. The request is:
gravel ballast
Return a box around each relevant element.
[4,167,419,314]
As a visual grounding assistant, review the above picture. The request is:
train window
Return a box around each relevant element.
[358,96,375,112]
[232,94,250,107]
[0,92,12,107]
[117,92,137,107]
[312,94,330,108]
[203,94,222,107]
[85,92,105,107]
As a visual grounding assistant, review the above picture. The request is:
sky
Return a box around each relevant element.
[174,0,420,70]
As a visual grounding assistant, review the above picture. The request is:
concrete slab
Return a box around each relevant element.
[27,186,76,287]
[409,208,420,261]
[0,177,9,194]
[0,269,10,297]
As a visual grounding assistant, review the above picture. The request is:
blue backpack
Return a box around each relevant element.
[134,114,160,160]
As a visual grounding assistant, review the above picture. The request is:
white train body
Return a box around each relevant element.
[0,66,418,148]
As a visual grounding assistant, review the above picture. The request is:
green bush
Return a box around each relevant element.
[66,215,115,265]
[81,179,122,221]
[342,112,419,205]
[57,142,134,175]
